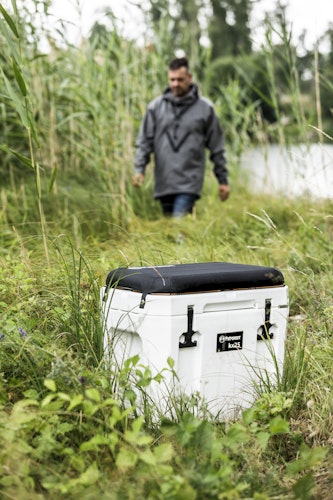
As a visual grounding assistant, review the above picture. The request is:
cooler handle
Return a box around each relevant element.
[179,306,198,348]
[257,298,274,340]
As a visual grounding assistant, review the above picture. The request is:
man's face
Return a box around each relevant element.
[168,67,192,97]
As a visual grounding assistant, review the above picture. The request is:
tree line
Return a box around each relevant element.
[109,0,332,134]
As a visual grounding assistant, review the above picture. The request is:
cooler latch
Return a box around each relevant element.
[179,305,198,348]
[257,299,274,340]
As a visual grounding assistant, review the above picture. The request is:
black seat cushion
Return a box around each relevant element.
[105,262,284,294]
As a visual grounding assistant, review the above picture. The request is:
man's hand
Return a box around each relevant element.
[132,172,144,187]
[218,184,230,201]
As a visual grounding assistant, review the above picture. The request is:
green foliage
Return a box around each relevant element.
[1,364,327,498]
[1,202,333,497]
[208,0,252,59]
[0,1,39,146]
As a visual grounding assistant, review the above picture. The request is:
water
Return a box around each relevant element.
[241,143,333,199]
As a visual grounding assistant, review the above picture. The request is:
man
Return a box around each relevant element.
[132,57,230,217]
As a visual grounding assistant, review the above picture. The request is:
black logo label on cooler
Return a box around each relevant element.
[216,332,243,352]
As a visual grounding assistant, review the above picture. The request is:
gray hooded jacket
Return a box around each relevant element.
[134,83,228,199]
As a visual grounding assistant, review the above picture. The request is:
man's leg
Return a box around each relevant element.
[172,194,197,217]
[158,195,175,216]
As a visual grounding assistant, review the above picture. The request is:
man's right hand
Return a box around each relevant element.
[132,172,144,187]
[218,184,230,201]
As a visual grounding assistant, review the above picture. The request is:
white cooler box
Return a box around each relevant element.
[101,262,289,418]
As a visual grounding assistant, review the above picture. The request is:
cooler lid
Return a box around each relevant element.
[105,262,284,294]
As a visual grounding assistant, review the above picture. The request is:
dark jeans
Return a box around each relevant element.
[158,193,198,218]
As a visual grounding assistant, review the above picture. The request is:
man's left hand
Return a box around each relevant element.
[132,172,144,187]
[218,184,230,201]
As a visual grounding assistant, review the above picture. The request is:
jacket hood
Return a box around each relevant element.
[162,83,199,106]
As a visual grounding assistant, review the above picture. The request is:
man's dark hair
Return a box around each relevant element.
[168,57,189,71]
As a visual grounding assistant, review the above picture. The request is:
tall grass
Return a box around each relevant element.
[1,1,169,240]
